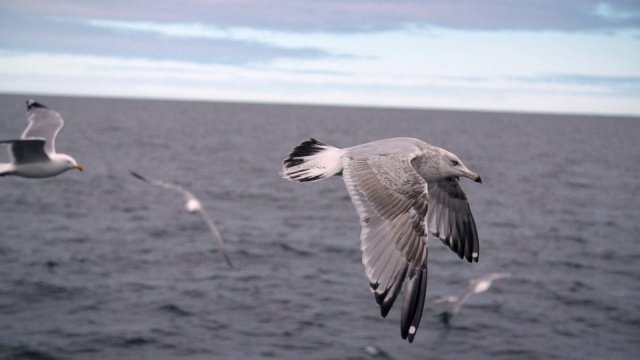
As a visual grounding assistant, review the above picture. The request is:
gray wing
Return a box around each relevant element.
[427,178,479,262]
[0,139,49,163]
[451,272,510,315]
[342,154,428,343]
[131,171,195,201]
[451,285,476,315]
[23,100,64,154]
[131,171,233,268]
[198,207,234,268]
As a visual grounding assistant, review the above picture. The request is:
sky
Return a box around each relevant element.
[0,1,639,116]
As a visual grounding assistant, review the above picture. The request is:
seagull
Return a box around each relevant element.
[131,171,233,268]
[0,100,83,178]
[435,272,512,324]
[281,137,482,342]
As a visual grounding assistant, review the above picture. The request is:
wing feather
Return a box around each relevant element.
[342,154,429,339]
[0,139,49,163]
[23,101,64,154]
[427,177,479,262]
[131,171,196,201]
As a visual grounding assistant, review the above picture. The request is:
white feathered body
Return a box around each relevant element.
[0,153,79,178]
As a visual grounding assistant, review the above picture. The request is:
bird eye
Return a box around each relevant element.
[451,160,459,166]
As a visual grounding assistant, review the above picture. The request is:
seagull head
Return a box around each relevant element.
[66,157,83,172]
[436,148,482,183]
[55,153,83,172]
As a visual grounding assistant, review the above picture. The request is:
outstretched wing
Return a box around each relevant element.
[198,207,234,268]
[23,100,64,154]
[342,153,429,343]
[0,139,49,163]
[427,178,479,262]
[130,171,195,201]
[131,171,233,268]
[450,283,477,315]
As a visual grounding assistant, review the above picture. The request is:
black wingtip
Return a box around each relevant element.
[26,99,47,110]
[223,253,234,269]
[130,171,147,182]
[374,264,408,319]
[400,261,428,343]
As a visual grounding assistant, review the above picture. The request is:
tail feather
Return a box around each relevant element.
[281,138,344,182]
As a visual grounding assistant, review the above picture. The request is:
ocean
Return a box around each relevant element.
[0,94,638,359]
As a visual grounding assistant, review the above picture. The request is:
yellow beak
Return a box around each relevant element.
[463,169,482,183]
[75,165,84,171]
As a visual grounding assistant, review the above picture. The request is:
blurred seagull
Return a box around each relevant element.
[281,137,482,342]
[0,100,83,178]
[131,171,233,268]
[435,272,511,324]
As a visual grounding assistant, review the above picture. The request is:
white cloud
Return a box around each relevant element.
[1,2,639,115]
[85,19,232,39]
[594,2,640,21]
[4,0,640,31]
[1,51,638,115]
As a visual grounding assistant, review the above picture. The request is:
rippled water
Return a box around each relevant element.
[0,94,638,359]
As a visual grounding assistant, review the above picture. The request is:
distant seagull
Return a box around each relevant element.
[0,100,83,178]
[435,272,512,325]
[131,171,233,268]
[281,137,482,342]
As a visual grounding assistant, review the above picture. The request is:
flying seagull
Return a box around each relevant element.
[281,137,482,342]
[435,272,511,325]
[131,171,233,268]
[0,100,83,178]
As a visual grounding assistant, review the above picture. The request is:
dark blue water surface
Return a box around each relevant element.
[0,94,638,359]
